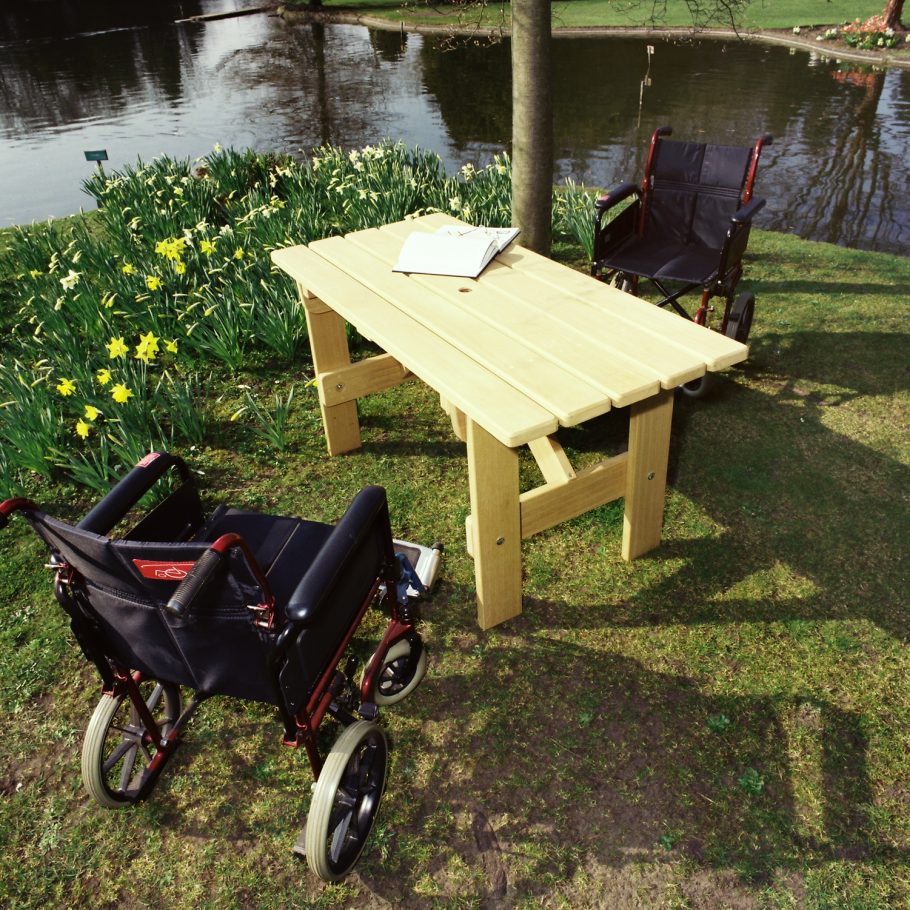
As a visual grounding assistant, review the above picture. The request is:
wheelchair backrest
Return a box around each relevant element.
[24,508,283,704]
[646,139,753,250]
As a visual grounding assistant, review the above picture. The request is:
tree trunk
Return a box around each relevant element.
[510,0,553,256]
[882,0,904,30]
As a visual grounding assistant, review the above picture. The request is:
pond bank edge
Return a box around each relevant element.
[274,5,910,69]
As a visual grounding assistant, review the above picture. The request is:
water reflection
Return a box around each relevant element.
[0,3,907,254]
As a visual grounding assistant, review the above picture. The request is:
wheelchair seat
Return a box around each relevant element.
[592,126,772,352]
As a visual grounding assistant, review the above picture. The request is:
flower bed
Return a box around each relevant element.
[0,143,594,495]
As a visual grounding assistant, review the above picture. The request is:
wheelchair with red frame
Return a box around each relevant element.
[592,126,772,396]
[0,452,441,881]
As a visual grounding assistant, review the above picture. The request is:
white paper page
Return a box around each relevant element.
[434,224,520,253]
[393,231,499,278]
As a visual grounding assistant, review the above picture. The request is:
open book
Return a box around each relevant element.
[393,225,520,278]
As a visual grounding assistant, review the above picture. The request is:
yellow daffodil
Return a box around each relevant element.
[56,377,76,396]
[75,419,90,439]
[111,383,133,404]
[165,339,178,354]
[135,331,160,363]
[174,261,186,275]
[96,368,112,386]
[146,275,162,291]
[29,269,43,279]
[200,239,216,256]
[84,405,101,421]
[121,263,136,275]
[106,336,128,359]
[233,247,244,260]
[154,238,186,262]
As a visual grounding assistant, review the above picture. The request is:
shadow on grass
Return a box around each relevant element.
[347,622,901,906]
[559,328,908,641]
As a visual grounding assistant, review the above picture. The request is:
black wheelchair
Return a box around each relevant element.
[592,126,772,396]
[0,452,441,881]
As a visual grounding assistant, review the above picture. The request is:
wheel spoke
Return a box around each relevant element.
[328,809,355,863]
[119,743,138,791]
[102,739,134,775]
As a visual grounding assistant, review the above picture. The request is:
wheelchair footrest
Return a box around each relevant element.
[393,539,443,597]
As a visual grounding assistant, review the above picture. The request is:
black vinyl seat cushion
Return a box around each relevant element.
[196,507,334,608]
[600,237,720,285]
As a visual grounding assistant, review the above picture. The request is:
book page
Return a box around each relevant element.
[393,230,499,278]
[434,224,520,253]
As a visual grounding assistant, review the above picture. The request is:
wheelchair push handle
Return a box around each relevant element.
[165,540,231,619]
[79,452,192,536]
[0,497,38,530]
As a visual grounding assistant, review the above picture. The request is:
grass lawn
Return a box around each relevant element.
[1,196,908,907]
[291,0,888,32]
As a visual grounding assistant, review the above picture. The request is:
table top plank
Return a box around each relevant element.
[498,243,750,371]
[347,225,666,404]
[406,213,748,372]
[378,218,715,388]
[271,244,557,447]
[309,233,616,425]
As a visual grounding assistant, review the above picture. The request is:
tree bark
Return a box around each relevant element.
[882,0,904,30]
[510,0,553,255]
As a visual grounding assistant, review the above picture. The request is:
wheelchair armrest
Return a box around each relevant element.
[78,452,192,536]
[284,486,395,627]
[731,197,766,225]
[595,182,640,214]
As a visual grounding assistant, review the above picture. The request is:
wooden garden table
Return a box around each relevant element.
[272,214,747,629]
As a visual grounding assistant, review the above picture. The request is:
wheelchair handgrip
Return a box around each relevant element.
[165,546,226,619]
[0,498,38,530]
[79,451,191,536]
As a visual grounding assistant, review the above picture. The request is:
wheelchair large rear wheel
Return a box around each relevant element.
[725,291,755,344]
[305,721,389,881]
[82,680,181,808]
[363,637,427,706]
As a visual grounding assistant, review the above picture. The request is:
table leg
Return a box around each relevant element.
[622,387,674,560]
[466,420,522,629]
[439,395,467,442]
[300,288,361,456]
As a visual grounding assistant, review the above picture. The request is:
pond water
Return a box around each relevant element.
[2,1,908,254]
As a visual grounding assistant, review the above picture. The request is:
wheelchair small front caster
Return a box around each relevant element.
[362,636,428,706]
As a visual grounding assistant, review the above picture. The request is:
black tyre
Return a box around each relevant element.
[678,373,715,399]
[725,291,755,344]
[81,680,181,808]
[305,721,389,880]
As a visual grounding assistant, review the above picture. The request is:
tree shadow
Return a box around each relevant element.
[356,627,896,906]
[557,328,909,641]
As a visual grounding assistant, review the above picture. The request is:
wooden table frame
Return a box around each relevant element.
[273,215,746,629]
